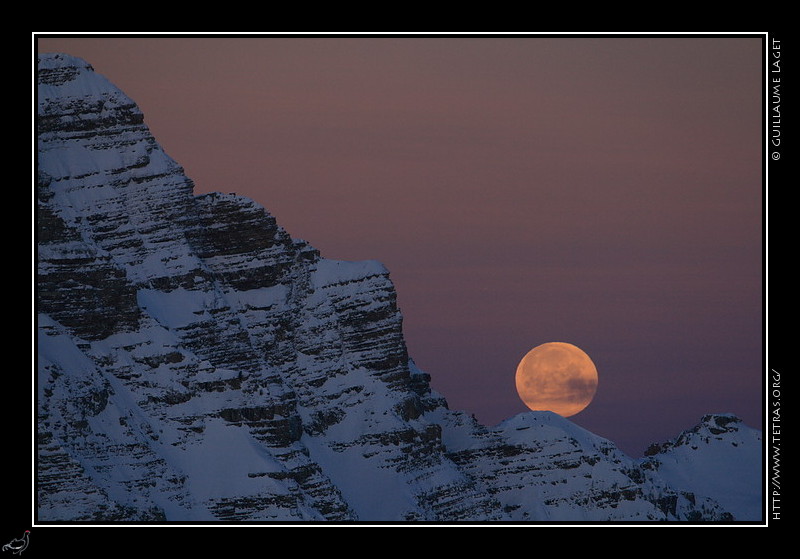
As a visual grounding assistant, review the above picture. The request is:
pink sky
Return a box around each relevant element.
[36,35,764,455]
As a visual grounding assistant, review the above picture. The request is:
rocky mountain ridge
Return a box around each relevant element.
[35,53,762,522]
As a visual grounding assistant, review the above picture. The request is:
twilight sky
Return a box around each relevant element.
[36,35,764,456]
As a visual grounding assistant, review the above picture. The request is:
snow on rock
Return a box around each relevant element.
[640,414,762,521]
[36,53,762,522]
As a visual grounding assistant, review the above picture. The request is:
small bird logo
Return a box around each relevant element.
[2,531,29,555]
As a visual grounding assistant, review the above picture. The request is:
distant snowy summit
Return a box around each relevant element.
[640,414,762,521]
[36,53,763,522]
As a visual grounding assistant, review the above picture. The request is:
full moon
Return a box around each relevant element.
[515,342,598,417]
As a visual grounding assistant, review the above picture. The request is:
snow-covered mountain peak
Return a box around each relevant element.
[639,413,762,521]
[37,53,136,114]
[36,52,94,78]
[643,413,755,456]
[497,410,618,453]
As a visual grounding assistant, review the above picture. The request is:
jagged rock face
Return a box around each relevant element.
[36,53,492,522]
[36,54,761,522]
[434,410,748,521]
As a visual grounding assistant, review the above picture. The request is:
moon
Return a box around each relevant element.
[515,342,598,417]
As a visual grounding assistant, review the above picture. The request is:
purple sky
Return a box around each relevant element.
[36,35,764,456]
